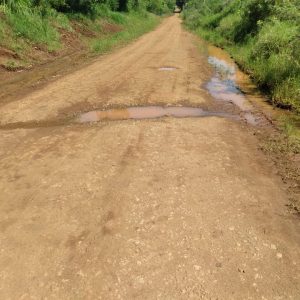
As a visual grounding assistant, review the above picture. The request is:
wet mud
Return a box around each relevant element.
[0,118,72,130]
[78,106,236,123]
[205,51,259,125]
[0,106,237,130]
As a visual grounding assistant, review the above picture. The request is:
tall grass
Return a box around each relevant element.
[0,1,73,51]
[6,6,60,50]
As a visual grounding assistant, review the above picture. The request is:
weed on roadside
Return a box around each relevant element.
[2,59,27,71]
[260,116,300,213]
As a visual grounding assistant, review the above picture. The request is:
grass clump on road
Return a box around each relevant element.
[183,0,300,113]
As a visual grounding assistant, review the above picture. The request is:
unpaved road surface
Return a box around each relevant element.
[0,16,299,299]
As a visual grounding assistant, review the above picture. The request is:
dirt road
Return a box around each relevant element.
[0,16,299,299]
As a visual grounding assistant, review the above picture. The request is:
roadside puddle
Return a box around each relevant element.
[78,106,236,123]
[206,57,251,111]
[205,46,260,125]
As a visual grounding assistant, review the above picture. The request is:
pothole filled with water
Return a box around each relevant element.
[78,106,236,123]
[206,55,259,125]
[0,106,239,130]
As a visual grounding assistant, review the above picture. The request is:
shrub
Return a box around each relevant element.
[251,20,299,59]
[232,0,274,42]
[273,76,300,111]
[146,0,169,15]
[217,12,241,41]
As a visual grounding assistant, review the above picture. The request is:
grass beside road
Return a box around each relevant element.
[91,11,159,53]
[0,3,160,71]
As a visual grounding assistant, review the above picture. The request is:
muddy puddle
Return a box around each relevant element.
[206,57,251,111]
[204,45,262,125]
[78,106,236,123]
[0,106,237,130]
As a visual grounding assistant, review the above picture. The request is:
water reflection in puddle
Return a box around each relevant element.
[208,56,235,78]
[206,55,259,125]
[78,106,235,123]
[207,76,253,111]
[159,67,177,71]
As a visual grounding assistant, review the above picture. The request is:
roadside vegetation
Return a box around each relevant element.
[183,0,300,113]
[0,0,175,69]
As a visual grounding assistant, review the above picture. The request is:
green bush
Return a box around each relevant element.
[232,0,274,42]
[146,0,169,15]
[0,0,174,15]
[251,20,299,59]
[217,12,241,40]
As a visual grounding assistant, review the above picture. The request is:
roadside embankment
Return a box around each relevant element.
[0,3,160,73]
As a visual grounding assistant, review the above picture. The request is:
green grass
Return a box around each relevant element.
[91,11,158,53]
[4,4,61,51]
[2,59,27,71]
[277,114,300,155]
